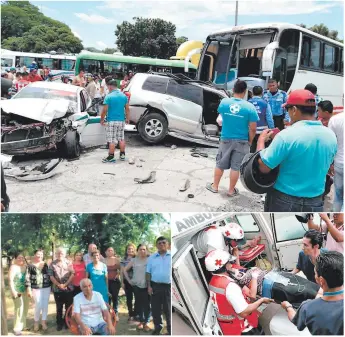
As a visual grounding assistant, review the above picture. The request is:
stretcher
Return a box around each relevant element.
[239,244,265,266]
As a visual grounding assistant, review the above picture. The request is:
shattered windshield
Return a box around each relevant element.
[14,86,77,103]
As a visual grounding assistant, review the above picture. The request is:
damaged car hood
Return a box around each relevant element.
[1,98,73,124]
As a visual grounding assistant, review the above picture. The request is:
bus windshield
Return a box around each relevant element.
[199,31,275,87]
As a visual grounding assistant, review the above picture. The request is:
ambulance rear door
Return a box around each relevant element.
[173,242,223,335]
[270,213,320,270]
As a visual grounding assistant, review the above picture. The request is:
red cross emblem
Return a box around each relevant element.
[225,230,231,237]
[215,259,222,266]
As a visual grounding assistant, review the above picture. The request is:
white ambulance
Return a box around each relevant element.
[171,212,320,336]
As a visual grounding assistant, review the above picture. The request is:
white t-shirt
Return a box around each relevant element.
[328,113,344,169]
[191,227,227,258]
[101,79,109,97]
[73,291,107,327]
[94,82,101,99]
[225,282,249,314]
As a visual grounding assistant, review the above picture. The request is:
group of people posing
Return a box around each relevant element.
[207,79,343,212]
[8,236,171,335]
[192,213,343,335]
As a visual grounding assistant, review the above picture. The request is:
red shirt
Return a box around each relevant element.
[16,80,30,91]
[28,74,43,82]
[72,262,86,287]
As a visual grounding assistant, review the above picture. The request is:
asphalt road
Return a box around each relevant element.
[4,133,333,213]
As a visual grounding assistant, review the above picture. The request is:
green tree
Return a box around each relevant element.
[298,23,343,42]
[176,36,188,48]
[115,17,178,58]
[103,48,118,54]
[1,1,84,52]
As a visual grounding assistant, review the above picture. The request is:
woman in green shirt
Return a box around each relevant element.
[8,252,29,335]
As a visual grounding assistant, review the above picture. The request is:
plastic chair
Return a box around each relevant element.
[65,303,117,335]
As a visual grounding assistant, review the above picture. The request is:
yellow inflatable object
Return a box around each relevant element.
[170,40,203,67]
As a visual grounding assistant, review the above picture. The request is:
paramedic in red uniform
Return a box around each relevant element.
[205,249,273,335]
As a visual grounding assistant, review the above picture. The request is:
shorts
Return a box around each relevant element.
[216,140,249,171]
[106,121,125,144]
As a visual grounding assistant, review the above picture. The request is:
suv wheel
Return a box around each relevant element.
[138,112,168,144]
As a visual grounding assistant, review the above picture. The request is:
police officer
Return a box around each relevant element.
[257,89,337,212]
[263,79,288,131]
[248,86,274,153]
[206,249,273,335]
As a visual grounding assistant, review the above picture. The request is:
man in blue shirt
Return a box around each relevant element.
[263,79,288,130]
[257,89,337,211]
[206,80,259,197]
[248,85,274,153]
[146,236,171,335]
[282,251,343,336]
[100,80,129,163]
[291,230,327,283]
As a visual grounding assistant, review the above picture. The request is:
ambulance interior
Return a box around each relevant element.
[172,213,314,336]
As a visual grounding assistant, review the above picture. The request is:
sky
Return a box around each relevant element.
[31,0,344,49]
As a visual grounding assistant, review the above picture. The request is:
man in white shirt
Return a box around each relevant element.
[328,112,344,211]
[83,243,104,266]
[73,278,115,335]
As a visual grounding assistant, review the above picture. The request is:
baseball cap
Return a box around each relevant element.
[108,79,117,86]
[283,89,315,108]
[10,67,16,71]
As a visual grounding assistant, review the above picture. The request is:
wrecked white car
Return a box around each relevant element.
[1,82,105,158]
[125,73,228,147]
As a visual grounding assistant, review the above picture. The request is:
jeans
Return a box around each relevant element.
[133,286,150,324]
[334,166,344,212]
[151,282,171,334]
[108,279,121,314]
[53,291,73,327]
[124,279,138,317]
[87,322,108,335]
[264,188,324,212]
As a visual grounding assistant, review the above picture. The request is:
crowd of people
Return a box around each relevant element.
[8,237,171,335]
[208,79,343,212]
[191,213,343,335]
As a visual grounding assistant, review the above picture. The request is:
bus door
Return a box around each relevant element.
[173,242,223,335]
[270,213,317,270]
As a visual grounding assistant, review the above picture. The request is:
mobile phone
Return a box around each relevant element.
[270,128,280,138]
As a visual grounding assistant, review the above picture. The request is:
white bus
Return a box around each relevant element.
[1,49,76,81]
[188,23,343,112]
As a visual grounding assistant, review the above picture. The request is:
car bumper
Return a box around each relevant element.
[1,136,55,154]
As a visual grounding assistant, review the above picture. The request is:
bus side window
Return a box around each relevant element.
[323,44,336,72]
[301,36,310,66]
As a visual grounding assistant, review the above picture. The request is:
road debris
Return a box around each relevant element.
[171,145,177,150]
[134,171,156,184]
[179,179,191,192]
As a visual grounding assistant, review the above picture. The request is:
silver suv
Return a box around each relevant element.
[124,73,228,146]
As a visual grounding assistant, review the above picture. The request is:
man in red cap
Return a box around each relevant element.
[255,89,337,212]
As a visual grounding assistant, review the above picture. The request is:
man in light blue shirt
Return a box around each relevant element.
[263,79,288,130]
[146,236,171,335]
[257,89,337,212]
[206,80,259,197]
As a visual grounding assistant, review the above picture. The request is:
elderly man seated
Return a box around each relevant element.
[73,278,115,335]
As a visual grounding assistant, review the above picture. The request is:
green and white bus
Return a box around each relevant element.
[75,52,197,83]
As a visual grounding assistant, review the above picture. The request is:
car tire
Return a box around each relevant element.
[59,130,80,159]
[138,112,168,144]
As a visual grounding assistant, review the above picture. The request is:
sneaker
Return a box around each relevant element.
[120,152,126,161]
[152,329,162,335]
[102,155,116,163]
[143,324,151,332]
[137,323,144,330]
[56,325,63,331]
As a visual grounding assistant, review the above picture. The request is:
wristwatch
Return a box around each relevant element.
[285,304,293,311]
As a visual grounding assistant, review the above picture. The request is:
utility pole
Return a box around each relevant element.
[235,0,239,26]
